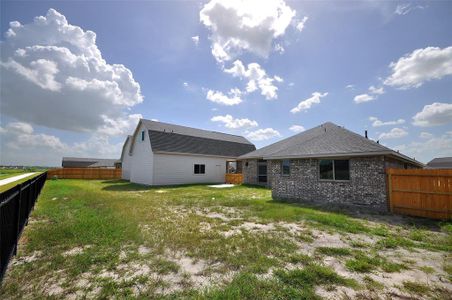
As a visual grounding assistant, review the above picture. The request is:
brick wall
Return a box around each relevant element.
[270,156,389,213]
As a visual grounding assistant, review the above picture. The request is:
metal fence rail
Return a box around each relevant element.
[0,172,47,282]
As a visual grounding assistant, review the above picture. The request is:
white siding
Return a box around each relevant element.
[130,124,154,185]
[121,138,132,180]
[153,153,226,186]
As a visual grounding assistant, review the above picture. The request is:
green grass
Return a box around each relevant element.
[0,172,44,192]
[0,179,450,299]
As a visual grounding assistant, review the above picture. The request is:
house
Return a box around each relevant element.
[238,122,424,212]
[120,135,133,180]
[426,157,452,169]
[62,157,121,169]
[121,119,256,185]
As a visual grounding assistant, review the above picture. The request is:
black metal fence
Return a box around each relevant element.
[0,172,47,282]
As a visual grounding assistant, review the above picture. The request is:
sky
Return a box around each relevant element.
[0,0,451,166]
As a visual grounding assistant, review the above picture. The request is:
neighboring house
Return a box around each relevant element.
[62,157,121,168]
[426,157,452,169]
[122,119,256,185]
[239,122,424,213]
[120,135,133,180]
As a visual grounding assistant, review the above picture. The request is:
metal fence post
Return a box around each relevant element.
[14,184,23,256]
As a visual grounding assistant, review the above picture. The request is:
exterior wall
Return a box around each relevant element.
[271,156,388,213]
[242,159,271,187]
[384,157,420,170]
[152,153,227,185]
[121,139,132,180]
[243,159,258,185]
[130,124,154,185]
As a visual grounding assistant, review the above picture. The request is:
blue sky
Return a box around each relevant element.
[1,0,451,166]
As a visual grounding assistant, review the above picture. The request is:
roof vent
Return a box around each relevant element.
[365,130,368,139]
[163,129,166,132]
[377,140,379,144]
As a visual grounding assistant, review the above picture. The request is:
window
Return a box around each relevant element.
[194,164,205,174]
[319,159,349,180]
[281,159,290,176]
[141,131,145,141]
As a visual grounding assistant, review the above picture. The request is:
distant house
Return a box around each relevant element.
[239,122,424,212]
[62,157,121,169]
[426,157,452,169]
[121,119,255,185]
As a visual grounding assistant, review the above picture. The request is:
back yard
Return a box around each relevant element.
[1,180,451,299]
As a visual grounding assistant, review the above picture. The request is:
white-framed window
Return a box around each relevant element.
[194,164,206,174]
[319,159,350,180]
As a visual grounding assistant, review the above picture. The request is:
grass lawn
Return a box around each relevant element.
[1,180,451,299]
[0,172,45,193]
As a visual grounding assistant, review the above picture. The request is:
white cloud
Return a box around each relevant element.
[296,16,308,32]
[211,114,258,129]
[412,102,452,127]
[200,0,296,62]
[394,133,452,163]
[224,60,282,100]
[246,128,281,141]
[378,127,408,140]
[384,46,452,89]
[394,3,425,15]
[274,44,285,54]
[0,9,143,132]
[369,116,405,127]
[97,114,142,136]
[345,84,354,89]
[354,94,374,103]
[206,88,243,105]
[191,35,199,46]
[291,92,328,113]
[368,85,384,95]
[0,121,123,166]
[419,132,433,139]
[289,125,305,133]
[354,85,384,103]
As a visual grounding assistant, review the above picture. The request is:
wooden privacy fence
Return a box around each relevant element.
[47,168,121,180]
[387,168,452,220]
[225,173,243,184]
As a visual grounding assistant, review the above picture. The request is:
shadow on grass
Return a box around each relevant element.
[101,181,233,192]
[268,198,446,231]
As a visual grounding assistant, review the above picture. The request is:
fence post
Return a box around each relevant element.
[387,170,393,213]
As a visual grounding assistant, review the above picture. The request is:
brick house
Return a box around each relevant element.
[239,122,424,212]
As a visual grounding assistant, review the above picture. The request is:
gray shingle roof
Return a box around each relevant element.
[426,157,452,169]
[62,157,120,168]
[140,119,255,157]
[239,122,423,166]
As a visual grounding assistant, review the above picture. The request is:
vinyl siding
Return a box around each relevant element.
[130,124,154,185]
[153,153,226,185]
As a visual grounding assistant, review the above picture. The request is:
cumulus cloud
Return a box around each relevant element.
[97,114,143,136]
[246,128,281,141]
[384,46,452,89]
[224,60,282,100]
[354,85,385,103]
[289,125,305,133]
[394,132,452,163]
[211,114,258,129]
[378,127,408,140]
[200,0,296,62]
[191,36,199,46]
[290,92,328,113]
[206,88,243,105]
[0,121,123,166]
[296,16,308,32]
[369,116,405,127]
[0,9,143,132]
[412,102,452,127]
